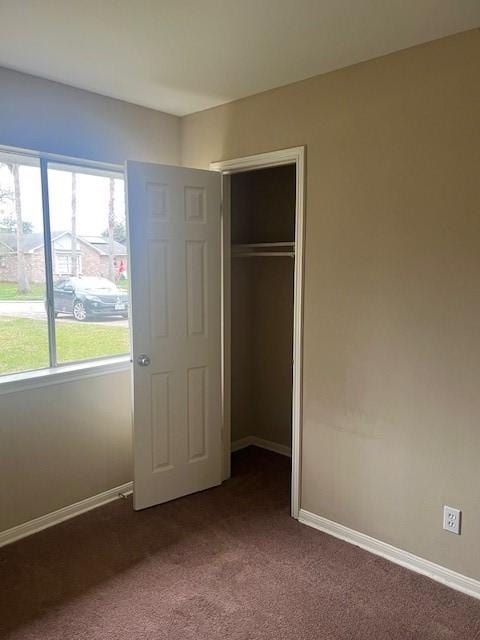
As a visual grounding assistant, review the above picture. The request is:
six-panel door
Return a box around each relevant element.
[126,161,222,510]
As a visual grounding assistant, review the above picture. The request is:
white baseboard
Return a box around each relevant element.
[299,509,480,601]
[231,436,255,452]
[231,436,292,458]
[0,481,133,548]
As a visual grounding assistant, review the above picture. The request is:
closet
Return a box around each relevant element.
[230,164,296,458]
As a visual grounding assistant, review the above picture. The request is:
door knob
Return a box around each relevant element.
[137,354,151,367]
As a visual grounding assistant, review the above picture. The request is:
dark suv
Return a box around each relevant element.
[52,276,129,321]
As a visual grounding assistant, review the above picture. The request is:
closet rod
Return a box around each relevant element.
[232,242,295,249]
[233,252,295,258]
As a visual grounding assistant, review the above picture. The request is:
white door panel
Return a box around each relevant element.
[126,161,222,510]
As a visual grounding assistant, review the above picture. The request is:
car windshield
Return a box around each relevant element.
[74,278,118,292]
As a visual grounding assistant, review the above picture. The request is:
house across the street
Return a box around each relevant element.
[0,231,127,282]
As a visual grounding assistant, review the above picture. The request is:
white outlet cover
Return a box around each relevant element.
[443,506,461,535]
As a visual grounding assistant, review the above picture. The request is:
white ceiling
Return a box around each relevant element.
[0,1,479,116]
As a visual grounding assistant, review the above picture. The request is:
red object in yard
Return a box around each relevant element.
[118,259,127,280]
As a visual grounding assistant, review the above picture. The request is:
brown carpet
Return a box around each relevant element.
[1,447,479,640]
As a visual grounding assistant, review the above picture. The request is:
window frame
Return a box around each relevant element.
[54,251,83,276]
[0,144,131,388]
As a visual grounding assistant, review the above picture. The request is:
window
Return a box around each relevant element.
[55,252,83,276]
[0,154,49,376]
[0,149,130,379]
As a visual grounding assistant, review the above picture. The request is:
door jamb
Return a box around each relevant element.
[210,146,305,519]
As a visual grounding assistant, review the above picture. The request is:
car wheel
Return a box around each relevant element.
[73,300,88,321]
[121,313,128,319]
[54,312,59,318]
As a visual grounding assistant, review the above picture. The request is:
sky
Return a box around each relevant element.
[0,162,126,237]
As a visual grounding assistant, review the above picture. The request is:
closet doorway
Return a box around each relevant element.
[211,147,305,518]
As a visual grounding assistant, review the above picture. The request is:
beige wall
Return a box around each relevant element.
[0,67,180,532]
[250,257,293,447]
[230,166,295,448]
[231,258,254,442]
[182,30,480,580]
[0,372,131,531]
[231,258,294,449]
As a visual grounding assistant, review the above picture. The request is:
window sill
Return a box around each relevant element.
[0,355,131,396]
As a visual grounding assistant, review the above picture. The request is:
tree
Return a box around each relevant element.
[107,177,115,281]
[0,166,14,229]
[0,215,33,234]
[101,221,126,244]
[71,172,78,276]
[0,185,13,203]
[6,164,30,294]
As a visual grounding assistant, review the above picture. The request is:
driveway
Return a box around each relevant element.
[0,301,45,319]
[0,301,128,327]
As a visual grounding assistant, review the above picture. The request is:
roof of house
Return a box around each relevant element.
[0,231,127,256]
[79,236,127,256]
[0,232,44,252]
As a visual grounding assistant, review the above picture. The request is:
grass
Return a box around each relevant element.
[0,317,129,375]
[0,282,46,300]
[117,279,129,290]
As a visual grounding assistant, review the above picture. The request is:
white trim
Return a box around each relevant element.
[29,230,70,253]
[54,249,83,276]
[210,146,305,174]
[231,436,255,452]
[0,355,131,396]
[233,252,295,258]
[32,232,100,256]
[0,143,123,174]
[254,437,292,457]
[0,239,14,252]
[0,481,133,548]
[232,242,295,249]
[299,509,480,601]
[29,231,128,257]
[210,146,305,520]
[231,436,292,457]
[220,172,231,481]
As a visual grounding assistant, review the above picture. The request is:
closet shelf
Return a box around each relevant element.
[232,242,294,249]
[232,242,295,258]
[233,252,295,258]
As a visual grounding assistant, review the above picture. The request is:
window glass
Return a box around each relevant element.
[55,253,82,276]
[47,165,129,364]
[0,154,49,375]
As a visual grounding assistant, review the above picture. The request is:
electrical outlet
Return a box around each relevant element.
[443,506,461,535]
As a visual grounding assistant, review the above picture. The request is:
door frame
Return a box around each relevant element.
[210,146,305,519]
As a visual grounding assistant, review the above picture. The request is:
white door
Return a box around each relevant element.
[126,161,222,510]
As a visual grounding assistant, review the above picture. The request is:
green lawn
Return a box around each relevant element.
[0,317,129,374]
[0,282,46,300]
[117,279,129,290]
